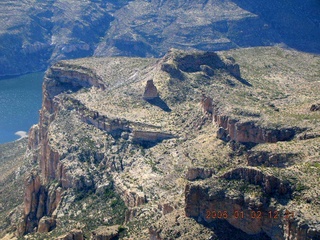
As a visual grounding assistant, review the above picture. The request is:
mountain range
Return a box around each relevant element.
[1,0,320,76]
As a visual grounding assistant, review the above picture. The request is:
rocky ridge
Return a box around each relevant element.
[1,47,320,239]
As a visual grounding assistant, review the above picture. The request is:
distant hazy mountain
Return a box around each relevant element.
[0,0,319,76]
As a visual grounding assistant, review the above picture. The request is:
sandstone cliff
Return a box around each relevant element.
[214,115,297,144]
[185,166,320,240]
[4,47,319,239]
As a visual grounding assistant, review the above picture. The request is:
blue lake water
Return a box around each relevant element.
[0,72,44,144]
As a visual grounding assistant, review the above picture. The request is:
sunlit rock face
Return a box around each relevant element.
[8,47,320,239]
[143,80,159,100]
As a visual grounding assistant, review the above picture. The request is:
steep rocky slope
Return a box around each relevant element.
[1,0,320,76]
[1,47,320,239]
[0,138,33,238]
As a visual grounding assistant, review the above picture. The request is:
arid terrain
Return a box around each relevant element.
[0,46,319,239]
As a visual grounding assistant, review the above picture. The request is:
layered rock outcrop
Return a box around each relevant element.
[23,58,175,234]
[42,64,105,115]
[19,173,48,235]
[199,94,299,144]
[221,167,291,196]
[131,131,174,146]
[185,180,284,238]
[23,173,41,218]
[63,96,175,145]
[185,167,319,240]
[114,176,146,208]
[298,131,320,140]
[32,64,107,183]
[214,115,297,144]
[28,125,40,154]
[164,50,299,145]
[20,174,40,234]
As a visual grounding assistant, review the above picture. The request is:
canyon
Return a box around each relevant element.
[0,47,319,239]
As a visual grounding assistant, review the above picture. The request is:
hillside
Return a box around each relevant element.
[0,46,319,239]
[0,0,320,76]
[0,138,30,237]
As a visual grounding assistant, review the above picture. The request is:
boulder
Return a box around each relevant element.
[37,216,56,233]
[143,80,159,100]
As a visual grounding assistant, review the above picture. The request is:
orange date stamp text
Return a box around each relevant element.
[205,210,294,220]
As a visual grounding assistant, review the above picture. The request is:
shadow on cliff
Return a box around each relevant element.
[137,140,162,149]
[145,97,172,112]
[203,219,271,240]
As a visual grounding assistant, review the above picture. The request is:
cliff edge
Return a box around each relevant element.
[1,47,319,239]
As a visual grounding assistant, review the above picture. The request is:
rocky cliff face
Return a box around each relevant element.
[20,54,175,235]
[19,173,42,234]
[8,47,320,239]
[18,171,63,235]
[37,65,105,182]
[214,115,297,144]
[185,167,319,240]
[221,167,291,195]
[19,64,109,234]
[200,93,298,145]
